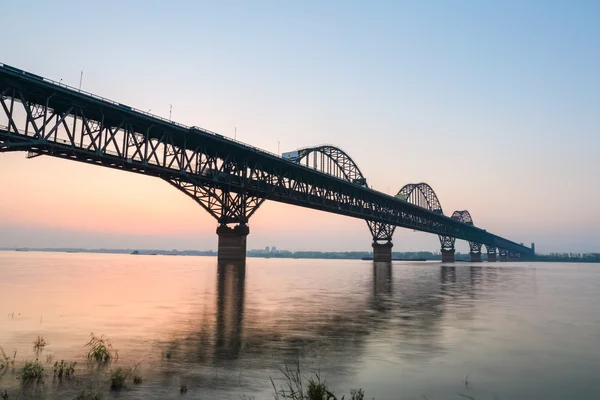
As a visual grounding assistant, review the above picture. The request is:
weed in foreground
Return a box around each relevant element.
[110,368,127,391]
[20,360,44,385]
[349,389,365,400]
[75,390,103,400]
[85,334,117,363]
[33,336,48,351]
[1,389,8,400]
[133,375,143,384]
[0,346,16,372]
[271,360,371,400]
[53,360,76,380]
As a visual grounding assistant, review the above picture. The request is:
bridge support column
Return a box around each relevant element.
[470,252,482,262]
[468,241,482,263]
[508,251,520,262]
[367,221,396,263]
[439,235,455,263]
[441,249,455,263]
[166,180,266,264]
[217,224,250,263]
[499,249,508,262]
[485,245,497,262]
[372,241,393,262]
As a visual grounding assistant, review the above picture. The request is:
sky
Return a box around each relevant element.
[1,0,599,254]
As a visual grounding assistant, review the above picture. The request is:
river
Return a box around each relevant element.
[0,252,599,399]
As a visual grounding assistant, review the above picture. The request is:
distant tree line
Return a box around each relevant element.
[535,253,600,262]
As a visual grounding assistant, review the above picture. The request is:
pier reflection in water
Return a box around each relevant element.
[2,253,596,400]
[158,260,486,399]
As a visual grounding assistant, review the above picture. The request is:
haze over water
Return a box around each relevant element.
[1,252,599,399]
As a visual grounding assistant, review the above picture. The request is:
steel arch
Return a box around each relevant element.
[451,210,482,254]
[451,210,473,226]
[396,183,444,214]
[397,183,452,250]
[293,145,367,186]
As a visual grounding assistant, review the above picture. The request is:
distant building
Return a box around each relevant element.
[265,246,270,253]
[272,246,277,253]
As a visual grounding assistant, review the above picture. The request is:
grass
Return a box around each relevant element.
[75,390,103,400]
[271,360,370,400]
[0,346,16,372]
[33,336,48,351]
[20,359,44,384]
[53,360,76,380]
[110,368,127,390]
[85,334,117,363]
[109,362,141,391]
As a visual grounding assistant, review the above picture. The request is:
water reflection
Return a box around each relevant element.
[371,262,392,311]
[215,262,245,360]
[4,253,575,399]
[155,261,508,398]
[165,262,492,368]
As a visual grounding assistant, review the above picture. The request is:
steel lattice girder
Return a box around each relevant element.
[0,69,531,255]
[366,220,396,243]
[485,245,497,254]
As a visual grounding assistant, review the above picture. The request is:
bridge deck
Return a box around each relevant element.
[0,63,532,255]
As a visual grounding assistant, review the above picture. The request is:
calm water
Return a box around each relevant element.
[1,252,599,399]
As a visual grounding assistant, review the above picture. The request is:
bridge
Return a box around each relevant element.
[0,63,534,263]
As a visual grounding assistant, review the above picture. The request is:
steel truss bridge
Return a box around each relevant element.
[0,63,533,262]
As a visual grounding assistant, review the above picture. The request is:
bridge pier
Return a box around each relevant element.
[470,252,482,262]
[439,235,456,263]
[468,241,482,263]
[485,245,497,262]
[508,251,521,262]
[372,241,393,262]
[367,221,396,263]
[217,224,250,263]
[441,249,455,263]
[499,248,508,262]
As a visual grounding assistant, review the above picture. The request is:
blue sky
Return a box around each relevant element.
[1,0,599,253]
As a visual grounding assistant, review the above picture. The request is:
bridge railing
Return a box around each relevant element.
[0,62,284,159]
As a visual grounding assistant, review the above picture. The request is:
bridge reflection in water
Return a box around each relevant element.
[215,262,246,360]
[154,261,510,398]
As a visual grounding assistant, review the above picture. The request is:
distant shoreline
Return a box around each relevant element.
[2,248,599,263]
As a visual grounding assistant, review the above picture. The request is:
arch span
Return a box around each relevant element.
[451,210,473,225]
[283,145,367,186]
[396,183,443,214]
[451,210,482,257]
[396,183,452,252]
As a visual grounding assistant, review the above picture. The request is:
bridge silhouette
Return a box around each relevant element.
[0,63,533,263]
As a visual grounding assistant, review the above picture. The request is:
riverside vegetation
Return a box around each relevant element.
[0,335,371,399]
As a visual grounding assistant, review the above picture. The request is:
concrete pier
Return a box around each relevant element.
[499,254,508,262]
[372,241,393,262]
[441,249,455,263]
[217,224,249,263]
[508,253,521,262]
[487,252,497,262]
[470,252,482,262]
